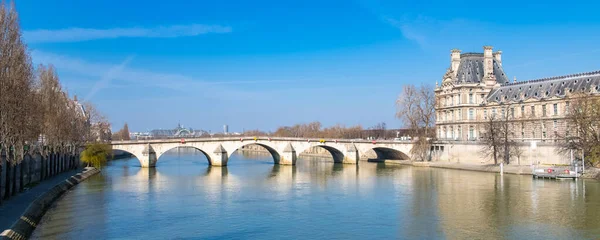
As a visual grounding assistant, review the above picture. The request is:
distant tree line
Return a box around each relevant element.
[0,3,108,203]
[272,122,365,139]
[112,123,130,141]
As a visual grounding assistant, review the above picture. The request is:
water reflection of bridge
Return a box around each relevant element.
[109,154,600,239]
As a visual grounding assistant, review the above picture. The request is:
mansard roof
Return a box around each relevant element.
[455,53,510,85]
[487,70,600,104]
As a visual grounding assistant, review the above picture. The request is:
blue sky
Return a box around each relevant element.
[17,0,600,132]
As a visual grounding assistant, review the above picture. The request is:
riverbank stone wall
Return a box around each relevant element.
[0,167,100,240]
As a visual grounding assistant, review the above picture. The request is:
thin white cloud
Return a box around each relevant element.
[84,56,134,101]
[24,24,232,43]
[382,16,427,48]
[30,51,294,100]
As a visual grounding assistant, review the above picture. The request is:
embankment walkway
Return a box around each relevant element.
[0,168,80,231]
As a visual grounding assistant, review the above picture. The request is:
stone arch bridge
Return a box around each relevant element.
[111,137,414,167]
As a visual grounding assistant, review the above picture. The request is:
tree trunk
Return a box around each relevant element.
[4,163,11,199]
[49,153,53,177]
[40,156,44,181]
[48,154,51,177]
[52,153,56,176]
[47,154,51,177]
[19,161,24,192]
[12,163,17,196]
[28,156,32,185]
[0,162,3,205]
[493,145,498,165]
[47,154,50,177]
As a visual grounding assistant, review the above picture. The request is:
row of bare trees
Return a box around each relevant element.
[272,122,365,139]
[0,3,106,203]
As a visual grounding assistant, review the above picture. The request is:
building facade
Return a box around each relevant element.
[435,46,600,144]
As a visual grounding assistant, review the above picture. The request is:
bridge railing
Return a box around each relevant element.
[112,136,417,145]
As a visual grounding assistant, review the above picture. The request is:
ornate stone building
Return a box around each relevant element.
[435,46,600,143]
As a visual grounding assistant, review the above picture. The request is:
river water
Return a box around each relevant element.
[31,149,600,239]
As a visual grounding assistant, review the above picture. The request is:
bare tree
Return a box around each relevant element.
[369,122,387,139]
[0,2,35,197]
[112,123,131,140]
[272,122,363,139]
[84,101,111,142]
[480,104,521,165]
[480,112,502,164]
[396,84,436,161]
[560,93,600,167]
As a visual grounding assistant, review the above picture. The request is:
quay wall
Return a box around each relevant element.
[0,167,100,240]
[432,141,571,166]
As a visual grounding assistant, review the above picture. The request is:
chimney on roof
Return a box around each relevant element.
[483,46,496,87]
[493,50,502,66]
[451,49,461,75]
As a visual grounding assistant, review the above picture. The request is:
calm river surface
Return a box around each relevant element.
[31,149,600,239]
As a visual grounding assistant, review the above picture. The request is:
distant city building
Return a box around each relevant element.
[223,124,229,134]
[144,123,209,139]
[130,132,150,140]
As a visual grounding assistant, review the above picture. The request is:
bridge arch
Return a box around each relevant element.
[156,146,213,165]
[361,147,410,161]
[297,144,346,163]
[110,148,148,167]
[227,142,282,164]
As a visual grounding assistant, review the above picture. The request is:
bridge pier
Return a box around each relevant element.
[279,143,297,165]
[210,144,229,166]
[343,144,359,164]
[140,144,158,168]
